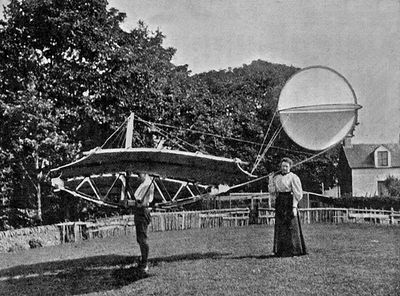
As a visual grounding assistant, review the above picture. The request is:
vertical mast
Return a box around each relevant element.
[125,112,134,149]
[121,112,134,203]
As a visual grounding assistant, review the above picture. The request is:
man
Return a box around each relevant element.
[133,173,154,272]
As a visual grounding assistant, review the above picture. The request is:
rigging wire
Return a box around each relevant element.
[135,117,269,147]
[106,113,321,173]
[104,125,124,148]
[117,126,127,148]
[100,114,318,163]
[132,114,316,158]
[138,118,209,153]
[253,110,277,169]
[263,123,284,154]
[292,146,333,169]
[101,118,129,149]
[106,123,126,149]
[270,145,315,156]
[226,145,334,193]
[155,128,191,152]
[144,122,191,152]
[251,125,282,174]
[251,113,290,174]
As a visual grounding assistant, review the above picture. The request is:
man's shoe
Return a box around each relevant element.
[141,265,149,273]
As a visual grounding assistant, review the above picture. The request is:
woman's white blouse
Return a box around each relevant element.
[268,172,303,207]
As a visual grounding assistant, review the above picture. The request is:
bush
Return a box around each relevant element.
[383,176,400,197]
[28,239,43,249]
[312,194,400,211]
[7,243,26,253]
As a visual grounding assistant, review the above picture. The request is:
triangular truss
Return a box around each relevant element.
[51,113,254,209]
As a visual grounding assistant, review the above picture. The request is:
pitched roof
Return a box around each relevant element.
[343,143,400,168]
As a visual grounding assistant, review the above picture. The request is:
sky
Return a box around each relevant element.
[1,0,399,144]
[106,0,400,145]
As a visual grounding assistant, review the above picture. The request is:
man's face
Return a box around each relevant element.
[138,173,147,182]
[280,162,291,174]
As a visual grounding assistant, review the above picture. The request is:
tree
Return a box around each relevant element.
[0,1,341,228]
[195,60,340,192]
[195,61,298,168]
[383,176,400,197]
[0,0,181,227]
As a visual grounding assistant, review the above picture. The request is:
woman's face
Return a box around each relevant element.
[280,161,291,174]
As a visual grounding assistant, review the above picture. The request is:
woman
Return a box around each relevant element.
[268,157,307,257]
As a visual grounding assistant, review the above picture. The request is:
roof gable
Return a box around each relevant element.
[374,145,390,152]
[343,143,400,168]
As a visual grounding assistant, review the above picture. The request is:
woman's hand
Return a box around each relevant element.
[268,173,276,195]
[292,207,298,216]
[268,173,274,182]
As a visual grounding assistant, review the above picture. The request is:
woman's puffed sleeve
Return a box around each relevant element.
[268,174,276,195]
[291,174,303,207]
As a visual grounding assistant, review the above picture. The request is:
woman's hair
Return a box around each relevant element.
[280,157,293,167]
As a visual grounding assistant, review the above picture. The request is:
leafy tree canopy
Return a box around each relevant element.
[383,176,400,197]
[0,0,183,227]
[0,0,341,229]
[195,61,340,192]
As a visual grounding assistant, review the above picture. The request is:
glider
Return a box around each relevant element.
[50,66,362,209]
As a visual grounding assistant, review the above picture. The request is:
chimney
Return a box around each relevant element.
[343,136,352,148]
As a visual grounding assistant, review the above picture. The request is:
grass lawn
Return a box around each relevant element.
[0,223,399,296]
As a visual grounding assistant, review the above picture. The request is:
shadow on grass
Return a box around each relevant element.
[150,251,231,265]
[230,254,277,260]
[0,252,230,296]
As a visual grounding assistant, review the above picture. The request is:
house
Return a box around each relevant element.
[339,138,400,196]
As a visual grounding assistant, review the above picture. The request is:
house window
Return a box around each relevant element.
[377,151,388,167]
[377,181,388,196]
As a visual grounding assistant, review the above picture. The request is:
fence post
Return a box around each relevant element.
[390,207,394,225]
[73,223,79,242]
[198,213,202,228]
[181,212,185,230]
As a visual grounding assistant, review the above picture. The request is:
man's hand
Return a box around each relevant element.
[292,207,298,217]
[126,200,137,207]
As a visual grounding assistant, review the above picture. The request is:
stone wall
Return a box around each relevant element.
[0,225,61,253]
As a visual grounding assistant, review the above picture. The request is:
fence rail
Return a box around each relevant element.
[258,207,400,225]
[2,207,399,251]
[54,207,400,243]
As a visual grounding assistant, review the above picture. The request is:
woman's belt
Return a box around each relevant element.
[277,192,292,196]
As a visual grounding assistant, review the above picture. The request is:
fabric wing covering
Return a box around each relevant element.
[50,148,249,186]
[277,66,362,151]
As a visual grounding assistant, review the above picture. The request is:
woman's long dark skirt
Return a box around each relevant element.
[273,192,307,257]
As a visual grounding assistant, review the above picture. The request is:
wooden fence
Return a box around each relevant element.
[258,207,400,225]
[56,208,250,243]
[2,207,398,252]
[54,207,400,243]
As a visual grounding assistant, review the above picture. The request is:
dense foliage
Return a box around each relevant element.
[0,0,341,229]
[195,64,341,192]
[383,176,400,197]
[0,0,181,228]
[313,195,400,211]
